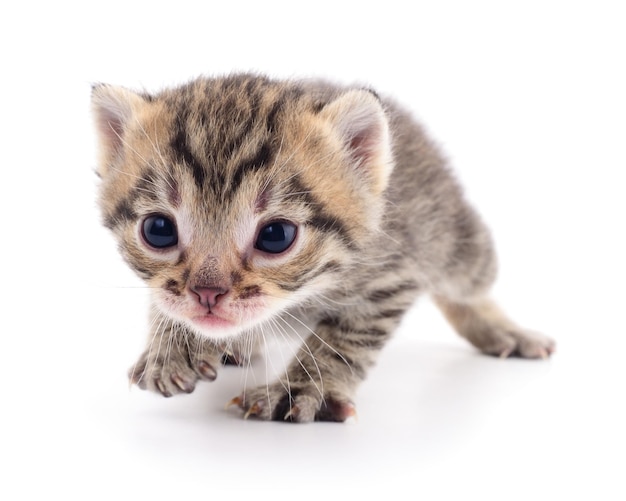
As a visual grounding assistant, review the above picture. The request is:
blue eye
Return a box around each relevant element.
[142,215,178,249]
[255,221,297,254]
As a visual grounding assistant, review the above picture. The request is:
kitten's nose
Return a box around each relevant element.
[191,286,228,309]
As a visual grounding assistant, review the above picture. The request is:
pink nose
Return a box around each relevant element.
[191,286,228,309]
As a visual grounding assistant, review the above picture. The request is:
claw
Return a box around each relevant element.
[128,366,143,387]
[221,350,240,366]
[155,378,172,397]
[197,361,218,381]
[171,374,194,393]
[225,396,242,410]
[244,401,264,420]
[341,402,358,422]
[284,405,301,421]
[219,343,247,366]
[499,347,514,359]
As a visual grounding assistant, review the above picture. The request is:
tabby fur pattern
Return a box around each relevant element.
[92,74,555,422]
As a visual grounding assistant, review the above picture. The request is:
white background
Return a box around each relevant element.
[1,1,625,499]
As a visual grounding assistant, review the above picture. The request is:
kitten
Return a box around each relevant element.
[91,74,555,423]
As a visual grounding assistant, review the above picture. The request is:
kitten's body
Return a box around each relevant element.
[92,74,554,422]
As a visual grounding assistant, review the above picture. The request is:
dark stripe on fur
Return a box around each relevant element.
[265,100,284,133]
[348,327,388,338]
[283,175,355,248]
[370,308,406,320]
[305,261,342,281]
[365,281,419,302]
[307,213,354,247]
[331,352,366,379]
[105,169,165,229]
[318,318,389,349]
[275,261,342,293]
[222,118,255,165]
[278,258,340,291]
[181,268,191,284]
[265,87,304,131]
[170,107,207,189]
[276,281,302,292]
[349,337,387,350]
[238,284,262,300]
[172,132,207,189]
[130,263,155,279]
[164,279,181,296]
[228,141,272,198]
[105,198,136,229]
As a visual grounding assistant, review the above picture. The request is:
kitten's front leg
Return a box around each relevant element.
[129,311,221,397]
[232,315,394,422]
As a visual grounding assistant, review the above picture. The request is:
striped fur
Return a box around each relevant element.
[92,74,555,422]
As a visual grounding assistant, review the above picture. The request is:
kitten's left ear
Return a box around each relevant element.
[320,89,393,194]
[91,83,147,176]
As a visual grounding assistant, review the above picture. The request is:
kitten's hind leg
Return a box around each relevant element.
[431,202,554,358]
[434,295,555,359]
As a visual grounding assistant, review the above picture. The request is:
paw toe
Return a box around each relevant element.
[281,393,317,422]
[154,378,173,397]
[244,401,266,420]
[229,386,356,424]
[514,330,556,359]
[196,360,218,381]
[317,398,357,422]
[229,393,272,420]
[481,329,555,360]
[170,373,196,393]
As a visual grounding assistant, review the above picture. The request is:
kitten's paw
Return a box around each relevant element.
[228,384,356,423]
[436,297,556,360]
[482,328,556,359]
[129,349,219,397]
[219,345,250,366]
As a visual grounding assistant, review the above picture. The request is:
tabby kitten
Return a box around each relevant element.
[92,74,555,423]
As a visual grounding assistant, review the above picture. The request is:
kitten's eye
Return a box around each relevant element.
[141,215,178,249]
[255,221,297,254]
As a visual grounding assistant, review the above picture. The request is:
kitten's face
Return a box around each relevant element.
[92,76,392,340]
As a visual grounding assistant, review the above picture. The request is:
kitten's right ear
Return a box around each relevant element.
[318,89,393,195]
[91,84,146,176]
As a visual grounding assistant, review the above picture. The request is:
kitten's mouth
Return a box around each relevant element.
[191,312,236,330]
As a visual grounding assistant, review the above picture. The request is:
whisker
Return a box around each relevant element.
[135,118,176,193]
[132,313,168,386]
[274,315,324,399]
[238,331,256,392]
[281,310,353,377]
[264,318,293,396]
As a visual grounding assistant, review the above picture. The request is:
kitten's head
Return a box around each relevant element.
[92,75,393,340]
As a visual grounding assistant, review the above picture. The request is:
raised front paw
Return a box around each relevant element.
[229,383,357,423]
[129,345,219,397]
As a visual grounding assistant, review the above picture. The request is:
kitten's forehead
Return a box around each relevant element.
[154,76,317,199]
[138,79,356,248]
